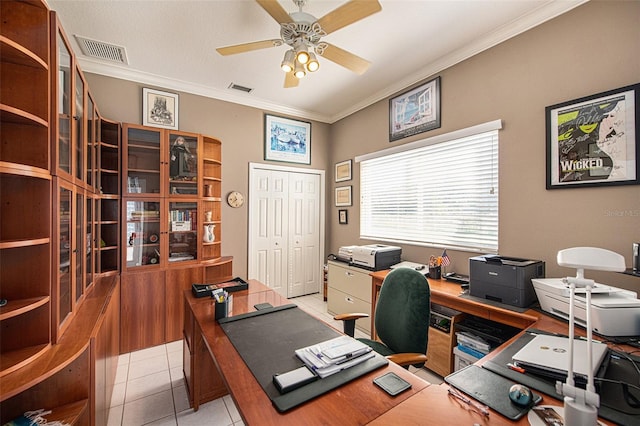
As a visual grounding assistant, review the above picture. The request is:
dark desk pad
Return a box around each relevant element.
[483,329,640,426]
[219,304,389,412]
[445,364,542,420]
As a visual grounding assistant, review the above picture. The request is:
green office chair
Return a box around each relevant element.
[334,267,431,368]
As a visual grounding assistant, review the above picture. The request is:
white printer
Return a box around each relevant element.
[532,278,640,337]
[351,244,402,271]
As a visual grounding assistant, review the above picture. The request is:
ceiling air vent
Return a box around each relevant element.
[228,83,253,94]
[74,35,129,65]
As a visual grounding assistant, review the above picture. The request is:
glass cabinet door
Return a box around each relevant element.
[75,191,84,302]
[85,196,94,290]
[58,185,72,327]
[74,69,84,182]
[87,95,95,188]
[125,200,161,267]
[126,127,161,195]
[57,31,72,175]
[168,201,198,263]
[168,132,198,195]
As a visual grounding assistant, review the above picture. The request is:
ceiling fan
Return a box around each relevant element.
[216,0,382,88]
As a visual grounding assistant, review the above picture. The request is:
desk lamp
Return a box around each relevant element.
[555,247,626,425]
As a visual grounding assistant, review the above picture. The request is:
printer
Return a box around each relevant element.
[351,244,401,271]
[532,278,640,337]
[469,255,545,308]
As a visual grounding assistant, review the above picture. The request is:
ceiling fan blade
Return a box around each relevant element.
[216,39,282,56]
[318,43,371,75]
[317,0,382,35]
[256,0,291,24]
[284,72,299,88]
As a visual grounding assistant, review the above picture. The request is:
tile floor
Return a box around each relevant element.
[107,292,443,425]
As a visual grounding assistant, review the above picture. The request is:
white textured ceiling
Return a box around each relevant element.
[47,0,586,123]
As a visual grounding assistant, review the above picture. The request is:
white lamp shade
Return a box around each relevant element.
[294,61,306,78]
[306,52,319,72]
[281,50,295,73]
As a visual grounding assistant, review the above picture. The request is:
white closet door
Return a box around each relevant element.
[249,168,288,296]
[249,163,325,299]
[288,172,321,297]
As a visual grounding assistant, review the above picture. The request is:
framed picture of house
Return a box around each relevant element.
[143,88,179,129]
[546,83,639,189]
[264,114,311,164]
[389,76,441,142]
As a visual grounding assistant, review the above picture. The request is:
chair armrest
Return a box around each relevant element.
[333,313,369,321]
[333,313,369,337]
[386,353,428,367]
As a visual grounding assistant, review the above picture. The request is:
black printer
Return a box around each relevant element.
[469,255,545,308]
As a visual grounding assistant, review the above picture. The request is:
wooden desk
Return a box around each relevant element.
[183,280,429,425]
[370,270,539,339]
[372,294,624,425]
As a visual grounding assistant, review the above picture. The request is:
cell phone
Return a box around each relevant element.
[373,372,412,396]
[254,302,273,310]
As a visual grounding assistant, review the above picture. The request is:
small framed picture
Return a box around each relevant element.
[335,186,352,207]
[338,209,348,225]
[264,114,311,164]
[335,159,352,182]
[143,88,179,129]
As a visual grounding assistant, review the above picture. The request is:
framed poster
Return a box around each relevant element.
[338,209,348,225]
[335,159,352,182]
[389,76,441,142]
[264,114,311,164]
[335,186,352,207]
[546,83,639,189]
[143,88,178,129]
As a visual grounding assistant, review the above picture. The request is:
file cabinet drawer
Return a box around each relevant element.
[327,261,372,303]
[327,287,371,334]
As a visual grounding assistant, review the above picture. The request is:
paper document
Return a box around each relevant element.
[295,336,374,378]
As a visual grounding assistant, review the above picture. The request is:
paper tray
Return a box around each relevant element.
[192,277,248,298]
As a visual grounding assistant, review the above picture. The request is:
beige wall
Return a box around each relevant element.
[328,0,639,290]
[87,1,639,290]
[86,74,331,278]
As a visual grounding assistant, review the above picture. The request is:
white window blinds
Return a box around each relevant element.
[358,124,500,252]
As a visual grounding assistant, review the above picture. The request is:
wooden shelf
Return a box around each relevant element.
[0,343,50,378]
[43,399,89,425]
[0,296,49,321]
[0,237,49,250]
[0,104,48,127]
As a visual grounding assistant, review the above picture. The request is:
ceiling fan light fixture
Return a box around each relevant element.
[294,61,306,79]
[281,49,295,73]
[306,52,319,72]
[295,43,310,64]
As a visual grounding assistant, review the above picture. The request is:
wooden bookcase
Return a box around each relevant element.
[0,0,53,378]
[1,4,122,425]
[120,124,231,352]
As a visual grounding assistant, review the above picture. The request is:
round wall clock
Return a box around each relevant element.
[226,191,245,208]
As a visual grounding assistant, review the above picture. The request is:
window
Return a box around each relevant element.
[357,121,500,252]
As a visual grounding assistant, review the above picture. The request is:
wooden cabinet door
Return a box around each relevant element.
[165,266,202,342]
[120,270,166,353]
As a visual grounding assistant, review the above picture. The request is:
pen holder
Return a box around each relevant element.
[428,266,441,280]
[214,298,228,321]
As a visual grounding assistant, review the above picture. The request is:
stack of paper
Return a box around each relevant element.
[295,335,374,378]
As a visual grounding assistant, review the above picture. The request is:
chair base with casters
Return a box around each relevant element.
[334,268,431,368]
